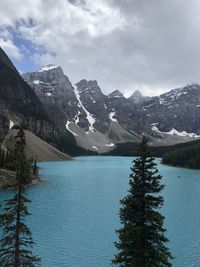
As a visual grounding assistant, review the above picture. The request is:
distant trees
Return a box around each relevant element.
[112,136,172,267]
[0,125,40,266]
[162,143,200,169]
[0,137,14,169]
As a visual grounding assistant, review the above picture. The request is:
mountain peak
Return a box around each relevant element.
[129,90,146,104]
[184,83,200,90]
[131,90,143,97]
[38,64,60,72]
[77,79,98,86]
[108,90,124,98]
[76,79,103,95]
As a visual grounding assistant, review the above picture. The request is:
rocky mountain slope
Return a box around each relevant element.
[0,47,74,159]
[22,65,200,152]
[135,84,200,136]
[23,66,152,152]
[129,90,148,104]
[4,129,70,162]
[0,47,58,144]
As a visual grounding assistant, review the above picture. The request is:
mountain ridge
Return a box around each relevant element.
[22,64,200,152]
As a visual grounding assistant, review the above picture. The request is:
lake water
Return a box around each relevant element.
[0,156,200,266]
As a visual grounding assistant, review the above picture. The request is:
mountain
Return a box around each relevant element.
[22,66,200,153]
[23,67,152,152]
[140,84,200,135]
[0,48,57,144]
[108,90,124,98]
[0,47,74,160]
[129,90,147,104]
[4,129,70,162]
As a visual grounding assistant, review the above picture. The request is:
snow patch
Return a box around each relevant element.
[65,121,78,136]
[109,112,118,123]
[159,98,165,104]
[39,64,59,72]
[151,123,200,138]
[33,80,43,85]
[105,143,115,147]
[45,92,52,97]
[74,85,96,132]
[9,120,14,129]
[74,111,81,125]
[92,146,98,150]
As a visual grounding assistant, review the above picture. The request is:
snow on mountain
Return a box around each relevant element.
[22,65,200,152]
[9,120,14,130]
[151,123,200,138]
[105,143,115,147]
[74,84,96,132]
[65,121,78,136]
[109,111,118,123]
[38,64,59,72]
[108,90,124,98]
[141,83,200,135]
[33,80,44,85]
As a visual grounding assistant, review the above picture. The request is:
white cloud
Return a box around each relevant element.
[0,38,22,60]
[1,0,200,96]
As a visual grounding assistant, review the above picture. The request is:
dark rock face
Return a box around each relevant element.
[108,90,124,98]
[140,84,200,134]
[22,64,200,151]
[23,65,79,132]
[0,48,57,143]
[23,68,150,135]
[75,79,109,132]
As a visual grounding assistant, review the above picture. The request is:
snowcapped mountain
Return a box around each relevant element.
[140,84,200,135]
[22,66,200,152]
[22,66,151,152]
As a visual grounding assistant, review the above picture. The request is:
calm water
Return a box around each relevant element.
[0,156,200,266]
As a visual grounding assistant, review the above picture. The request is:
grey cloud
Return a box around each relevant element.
[1,0,200,96]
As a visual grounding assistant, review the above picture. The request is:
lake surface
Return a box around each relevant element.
[1,156,200,266]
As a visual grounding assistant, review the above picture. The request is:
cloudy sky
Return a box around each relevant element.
[0,0,200,96]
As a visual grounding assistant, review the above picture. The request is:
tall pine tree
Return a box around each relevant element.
[112,136,172,267]
[0,124,40,266]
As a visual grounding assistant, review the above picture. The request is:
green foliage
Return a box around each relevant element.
[112,136,173,267]
[0,124,40,266]
[162,143,200,169]
[104,139,200,158]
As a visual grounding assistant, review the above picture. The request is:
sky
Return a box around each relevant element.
[0,0,200,97]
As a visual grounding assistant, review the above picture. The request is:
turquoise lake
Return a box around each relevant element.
[1,156,200,266]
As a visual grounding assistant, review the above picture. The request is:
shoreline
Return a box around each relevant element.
[0,168,41,190]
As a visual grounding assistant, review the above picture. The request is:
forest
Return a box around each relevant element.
[162,142,200,169]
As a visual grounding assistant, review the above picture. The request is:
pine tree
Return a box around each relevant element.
[0,124,40,266]
[112,136,173,267]
[33,160,38,176]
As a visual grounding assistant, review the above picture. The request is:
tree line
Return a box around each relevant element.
[162,142,200,169]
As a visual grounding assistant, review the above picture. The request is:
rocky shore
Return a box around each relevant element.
[0,168,40,189]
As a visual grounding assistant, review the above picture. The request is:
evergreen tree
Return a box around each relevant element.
[112,136,173,267]
[0,124,40,266]
[33,160,38,176]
